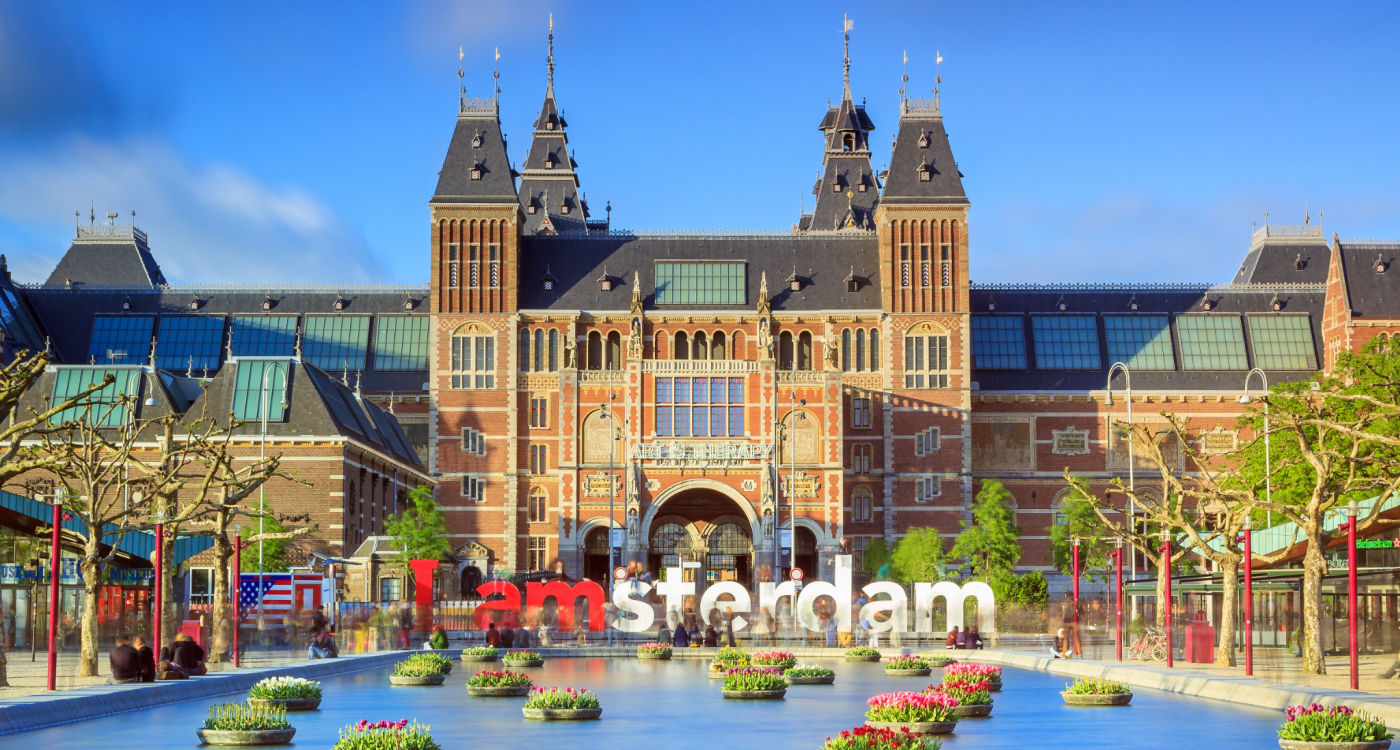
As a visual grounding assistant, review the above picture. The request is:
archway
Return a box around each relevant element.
[644,480,759,587]
[582,526,611,584]
[793,526,818,580]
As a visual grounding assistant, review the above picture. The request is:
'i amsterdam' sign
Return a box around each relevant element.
[0,559,153,587]
[472,556,996,635]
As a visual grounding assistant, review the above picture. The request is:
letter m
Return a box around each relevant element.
[914,581,997,635]
[526,580,607,632]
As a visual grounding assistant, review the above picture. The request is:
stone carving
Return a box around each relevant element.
[741,478,757,492]
[562,335,576,368]
[646,478,660,492]
[825,339,838,369]
[757,316,773,359]
[971,422,1033,471]
[1051,427,1090,457]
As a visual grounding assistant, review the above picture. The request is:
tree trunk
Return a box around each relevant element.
[1155,556,1168,628]
[160,527,178,648]
[1214,557,1238,667]
[78,536,102,677]
[0,643,8,686]
[209,534,232,664]
[1300,522,1327,675]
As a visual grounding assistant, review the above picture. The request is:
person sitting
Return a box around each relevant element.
[429,625,448,650]
[133,635,156,683]
[688,621,701,646]
[967,625,984,650]
[170,632,208,675]
[308,629,338,659]
[955,627,969,650]
[107,634,141,684]
[500,625,516,649]
[657,623,672,647]
[945,625,960,650]
[1051,627,1073,659]
[672,621,690,648]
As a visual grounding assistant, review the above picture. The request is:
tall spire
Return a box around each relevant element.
[457,46,465,108]
[493,46,501,104]
[841,15,853,101]
[546,13,556,96]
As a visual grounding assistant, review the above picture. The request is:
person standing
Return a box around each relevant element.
[397,603,413,649]
[133,635,156,683]
[485,622,501,648]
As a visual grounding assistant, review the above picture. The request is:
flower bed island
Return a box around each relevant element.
[751,650,797,671]
[710,647,750,679]
[502,649,545,667]
[465,670,533,697]
[824,725,937,750]
[196,702,295,746]
[637,642,673,660]
[785,664,837,685]
[331,720,440,750]
[1278,704,1394,750]
[884,655,933,677]
[461,646,499,663]
[1061,676,1133,706]
[844,646,881,663]
[927,680,993,717]
[941,662,1001,692]
[865,691,958,735]
[389,657,447,686]
[247,676,322,711]
[521,687,603,721]
[721,667,788,700]
[405,651,453,675]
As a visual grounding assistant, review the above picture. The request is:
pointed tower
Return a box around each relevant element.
[430,48,521,315]
[517,15,590,235]
[804,17,878,232]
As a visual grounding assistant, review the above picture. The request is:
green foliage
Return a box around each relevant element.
[465,670,532,688]
[523,687,601,709]
[845,646,880,657]
[392,658,445,677]
[884,655,931,670]
[860,538,892,578]
[332,720,440,750]
[721,668,787,691]
[1046,491,1115,582]
[785,664,836,678]
[203,702,291,731]
[461,646,499,658]
[1065,676,1131,695]
[991,570,1048,606]
[384,486,452,578]
[239,512,293,572]
[949,480,1022,580]
[890,527,945,585]
[1278,705,1393,742]
[405,652,452,671]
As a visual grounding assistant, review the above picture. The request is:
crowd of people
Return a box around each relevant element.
[107,631,207,684]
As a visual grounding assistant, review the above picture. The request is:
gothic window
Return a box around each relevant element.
[870,329,880,371]
[587,331,603,370]
[527,537,547,570]
[548,330,559,371]
[518,330,529,371]
[606,331,622,370]
[529,487,548,522]
[451,326,495,389]
[448,242,460,289]
[533,329,546,372]
[529,397,548,428]
[797,332,813,370]
[711,331,726,359]
[841,329,852,371]
[915,426,940,456]
[693,331,708,361]
[779,331,794,370]
[529,445,548,474]
[674,331,689,360]
[731,331,744,359]
[855,330,866,372]
[852,485,873,522]
[903,322,949,389]
[915,476,940,502]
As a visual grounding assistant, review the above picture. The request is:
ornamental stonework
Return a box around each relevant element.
[1051,427,1090,456]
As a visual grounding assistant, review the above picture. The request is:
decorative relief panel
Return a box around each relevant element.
[581,410,625,465]
[971,421,1034,471]
[1108,424,1181,471]
[582,472,620,497]
[741,479,757,492]
[1200,427,1237,454]
[1051,427,1090,457]
[780,472,820,498]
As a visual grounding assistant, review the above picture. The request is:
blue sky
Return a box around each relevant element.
[1,1,1397,286]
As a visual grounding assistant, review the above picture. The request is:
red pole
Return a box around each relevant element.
[1162,537,1173,669]
[1348,510,1358,690]
[233,534,241,669]
[153,522,163,665]
[46,500,61,691]
[1115,547,1124,662]
[1072,540,1081,656]
[1243,522,1254,677]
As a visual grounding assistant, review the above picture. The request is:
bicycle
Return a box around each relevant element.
[1128,627,1168,661]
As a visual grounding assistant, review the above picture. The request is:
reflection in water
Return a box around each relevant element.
[24,656,1284,748]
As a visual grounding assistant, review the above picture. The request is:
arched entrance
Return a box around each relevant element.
[644,482,758,587]
[582,526,611,584]
[793,526,818,580]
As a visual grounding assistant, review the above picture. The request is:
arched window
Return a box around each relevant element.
[587,331,603,370]
[797,332,813,370]
[548,330,559,371]
[779,331,794,370]
[855,329,866,372]
[731,331,744,359]
[606,331,622,370]
[843,134,855,152]
[518,330,530,371]
[693,331,708,361]
[655,331,669,360]
[533,329,545,372]
[675,331,689,360]
[528,487,548,523]
[650,522,689,570]
[712,331,726,359]
[852,485,873,522]
[869,329,880,371]
[841,329,852,371]
[451,323,494,389]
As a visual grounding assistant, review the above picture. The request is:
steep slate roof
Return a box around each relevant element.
[1337,240,1400,317]
[517,233,881,311]
[431,98,518,205]
[880,104,967,205]
[968,285,1327,392]
[808,96,880,232]
[44,227,167,288]
[1230,225,1330,285]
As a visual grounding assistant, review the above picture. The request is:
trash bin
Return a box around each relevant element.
[179,620,203,647]
[1183,611,1214,663]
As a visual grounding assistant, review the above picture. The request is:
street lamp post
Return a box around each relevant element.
[779,392,806,581]
[46,489,63,691]
[1161,528,1173,669]
[1114,537,1124,662]
[1071,536,1081,657]
[233,526,242,668]
[29,554,40,662]
[605,391,618,647]
[1240,368,1272,526]
[1243,514,1254,677]
[1347,500,1359,691]
[153,508,164,668]
[1105,362,1136,610]
[256,362,288,649]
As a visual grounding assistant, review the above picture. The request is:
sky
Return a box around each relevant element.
[1,1,1397,287]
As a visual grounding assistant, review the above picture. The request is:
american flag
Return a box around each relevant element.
[238,573,318,626]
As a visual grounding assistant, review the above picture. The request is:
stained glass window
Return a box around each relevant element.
[156,315,225,372]
[230,360,290,422]
[654,377,744,437]
[971,315,1026,370]
[89,315,154,365]
[1104,315,1174,370]
[1031,315,1100,370]
[303,315,370,372]
[1177,315,1247,370]
[230,316,297,357]
[1249,315,1318,370]
[373,315,428,370]
[655,261,746,305]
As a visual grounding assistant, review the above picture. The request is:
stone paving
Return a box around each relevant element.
[0,647,319,700]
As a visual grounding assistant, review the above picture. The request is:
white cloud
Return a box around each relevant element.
[0,137,385,285]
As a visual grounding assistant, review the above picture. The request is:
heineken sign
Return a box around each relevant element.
[1356,539,1400,550]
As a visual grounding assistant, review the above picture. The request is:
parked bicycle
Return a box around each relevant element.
[1127,626,1168,661]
